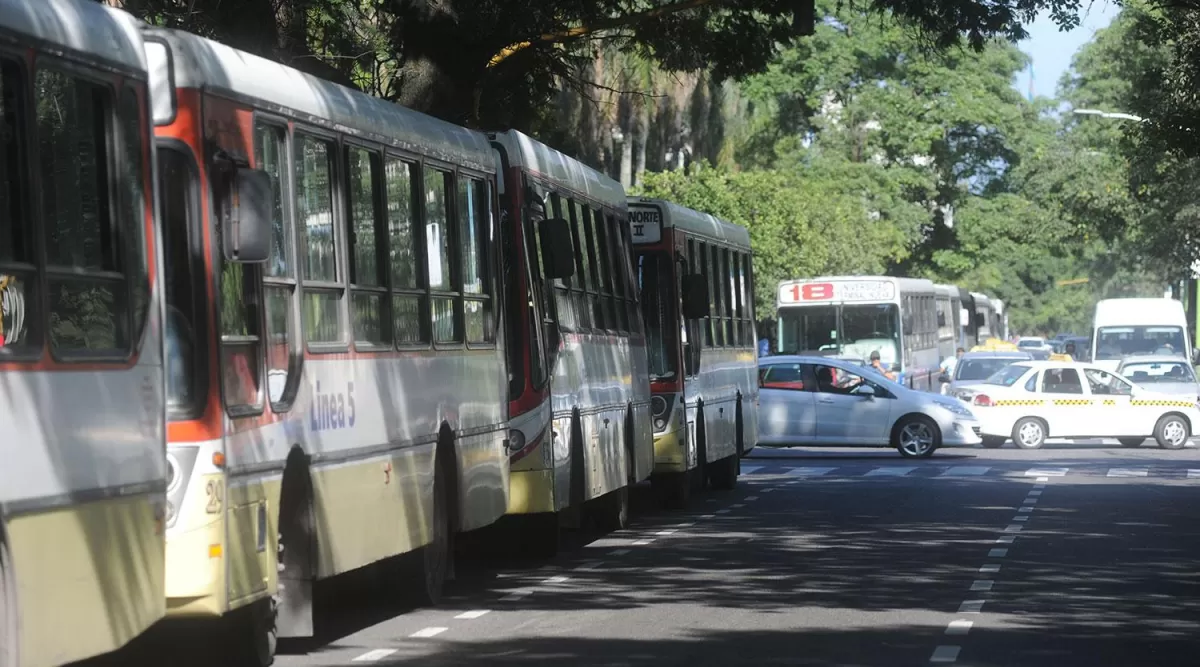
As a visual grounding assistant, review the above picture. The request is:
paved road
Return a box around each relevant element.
[86,444,1200,666]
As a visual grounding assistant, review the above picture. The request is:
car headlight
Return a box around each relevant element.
[934,400,973,417]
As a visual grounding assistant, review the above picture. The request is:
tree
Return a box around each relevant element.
[109,0,1100,130]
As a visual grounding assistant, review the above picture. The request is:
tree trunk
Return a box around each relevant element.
[633,101,650,186]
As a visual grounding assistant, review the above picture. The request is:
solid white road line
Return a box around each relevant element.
[941,466,990,476]
[970,580,994,592]
[946,620,974,636]
[930,645,961,663]
[1026,467,1067,477]
[410,627,448,638]
[352,649,398,662]
[455,610,491,620]
[786,467,837,476]
[741,465,763,475]
[958,600,986,613]
[1107,468,1149,477]
[1188,469,1200,479]
[979,564,1001,574]
[865,466,917,477]
[988,548,1008,558]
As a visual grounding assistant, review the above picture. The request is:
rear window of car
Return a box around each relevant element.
[985,364,1031,387]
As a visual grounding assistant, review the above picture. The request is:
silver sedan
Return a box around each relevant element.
[757,355,983,458]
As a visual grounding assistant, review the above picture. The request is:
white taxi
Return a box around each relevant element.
[967,361,1200,450]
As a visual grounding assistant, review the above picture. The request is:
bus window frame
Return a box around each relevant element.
[342,137,391,351]
[0,53,39,361]
[293,123,349,352]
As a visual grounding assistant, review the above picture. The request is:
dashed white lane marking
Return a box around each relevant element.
[979,564,1001,573]
[996,536,1015,544]
[1022,498,1038,505]
[1188,469,1200,479]
[700,514,716,519]
[706,498,718,503]
[410,627,448,638]
[455,610,490,620]
[542,576,569,585]
[930,645,961,663]
[1018,507,1033,513]
[730,503,746,509]
[1107,468,1149,477]
[988,548,1008,558]
[1028,490,1042,496]
[946,620,974,636]
[970,580,994,591]
[1025,467,1067,477]
[632,539,655,546]
[786,467,837,476]
[746,495,760,501]
[741,465,763,475]
[500,589,532,601]
[1013,515,1028,522]
[715,509,731,514]
[958,600,985,613]
[655,530,678,536]
[610,548,631,556]
[1004,525,1023,533]
[1036,476,1049,482]
[675,522,695,527]
[865,466,917,477]
[941,466,990,476]
[353,649,398,662]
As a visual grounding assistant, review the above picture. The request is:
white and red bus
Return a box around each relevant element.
[145,26,510,662]
[490,130,654,555]
[0,1,167,665]
[776,276,941,391]
[628,198,758,507]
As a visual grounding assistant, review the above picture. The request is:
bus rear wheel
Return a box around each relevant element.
[410,459,451,605]
[224,597,276,667]
[708,454,739,491]
[589,487,630,532]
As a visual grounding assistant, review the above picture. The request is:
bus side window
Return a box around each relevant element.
[158,146,206,417]
[0,59,33,355]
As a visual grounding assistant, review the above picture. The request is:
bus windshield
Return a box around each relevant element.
[778,303,900,367]
[637,252,678,380]
[1095,326,1187,360]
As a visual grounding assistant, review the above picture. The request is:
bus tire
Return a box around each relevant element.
[709,454,738,491]
[0,529,16,667]
[411,449,452,606]
[590,486,630,532]
[275,450,315,644]
[652,473,690,510]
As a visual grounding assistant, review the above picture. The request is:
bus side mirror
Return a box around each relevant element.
[681,274,710,320]
[220,167,273,263]
[539,218,576,280]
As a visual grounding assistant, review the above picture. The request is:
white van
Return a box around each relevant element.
[1091,298,1192,372]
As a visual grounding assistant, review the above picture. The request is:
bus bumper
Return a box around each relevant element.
[507,468,557,514]
[652,428,688,474]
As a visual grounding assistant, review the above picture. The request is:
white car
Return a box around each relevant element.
[967,360,1200,450]
[757,355,983,458]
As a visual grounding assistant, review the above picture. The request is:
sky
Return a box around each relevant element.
[1011,1,1122,101]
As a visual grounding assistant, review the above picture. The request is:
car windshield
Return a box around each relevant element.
[637,252,679,381]
[1119,361,1197,383]
[1017,339,1042,349]
[957,358,1022,381]
[984,364,1031,387]
[1095,325,1187,360]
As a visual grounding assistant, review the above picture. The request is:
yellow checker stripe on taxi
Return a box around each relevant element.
[1052,399,1093,406]
[1102,400,1116,406]
[1131,399,1196,407]
[994,399,1043,406]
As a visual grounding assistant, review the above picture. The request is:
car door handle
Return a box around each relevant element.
[818,397,834,404]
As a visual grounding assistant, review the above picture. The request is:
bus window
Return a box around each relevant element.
[841,303,899,367]
[256,122,296,406]
[385,157,424,344]
[0,59,30,353]
[638,252,677,380]
[424,167,458,343]
[347,147,387,346]
[158,146,205,417]
[296,134,342,345]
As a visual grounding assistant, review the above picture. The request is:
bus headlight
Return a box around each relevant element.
[506,429,526,455]
[652,394,678,433]
[165,446,200,529]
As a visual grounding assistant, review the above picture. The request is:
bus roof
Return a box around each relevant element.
[627,198,751,248]
[151,27,496,173]
[0,0,146,74]
[1093,298,1186,328]
[971,292,992,307]
[489,130,626,211]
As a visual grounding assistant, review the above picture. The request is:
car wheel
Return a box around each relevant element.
[894,416,940,458]
[1118,438,1144,448]
[1011,417,1046,450]
[1154,415,1189,450]
[981,436,1006,449]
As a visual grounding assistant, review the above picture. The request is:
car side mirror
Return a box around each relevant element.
[680,274,710,320]
[851,384,876,399]
[220,166,273,263]
[538,218,576,280]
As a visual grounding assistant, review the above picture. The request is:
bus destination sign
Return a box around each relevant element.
[778,280,896,304]
[629,207,662,244]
